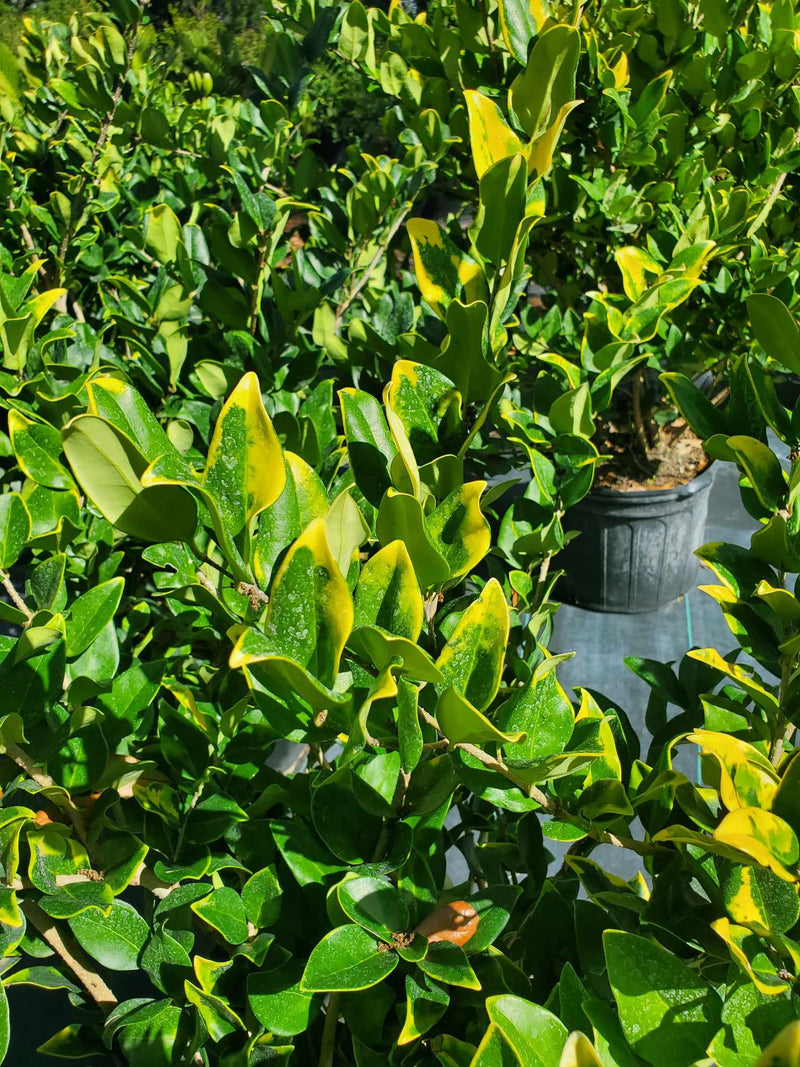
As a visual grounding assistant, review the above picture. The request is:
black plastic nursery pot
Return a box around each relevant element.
[558,462,716,613]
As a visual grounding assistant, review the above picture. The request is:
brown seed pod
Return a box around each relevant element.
[415,900,479,946]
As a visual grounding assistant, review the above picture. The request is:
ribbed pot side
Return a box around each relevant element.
[558,463,716,613]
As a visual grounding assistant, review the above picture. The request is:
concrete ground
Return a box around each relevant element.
[551,457,750,733]
[545,453,772,879]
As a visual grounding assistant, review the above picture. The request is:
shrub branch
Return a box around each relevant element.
[22,901,117,1013]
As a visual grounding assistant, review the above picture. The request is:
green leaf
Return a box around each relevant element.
[140,929,192,996]
[248,962,318,1037]
[727,435,787,511]
[497,0,549,64]
[604,930,722,1067]
[114,1001,183,1067]
[339,0,373,62]
[436,579,509,711]
[3,966,80,995]
[191,887,249,944]
[241,865,282,929]
[660,371,729,442]
[253,451,329,587]
[340,387,398,507]
[338,876,410,942]
[300,924,398,992]
[65,577,123,657]
[184,981,244,1041]
[145,204,183,265]
[0,492,29,569]
[475,156,528,268]
[496,660,574,766]
[463,90,523,179]
[326,489,368,580]
[376,491,449,590]
[29,553,66,611]
[709,981,798,1067]
[8,411,73,490]
[471,1024,524,1066]
[629,70,672,127]
[231,518,353,691]
[485,995,568,1066]
[311,766,385,863]
[68,899,148,971]
[510,24,580,139]
[62,415,197,543]
[398,677,424,773]
[271,818,346,887]
[0,976,8,1062]
[746,358,794,442]
[463,885,522,954]
[427,482,492,583]
[438,300,502,405]
[37,1023,108,1059]
[418,941,481,989]
[399,974,449,1046]
[549,383,594,438]
[354,540,423,642]
[87,377,187,467]
[747,293,800,375]
[203,372,285,537]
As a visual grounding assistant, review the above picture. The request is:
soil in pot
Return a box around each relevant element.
[594,421,711,492]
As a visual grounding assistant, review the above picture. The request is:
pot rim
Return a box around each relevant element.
[587,457,716,503]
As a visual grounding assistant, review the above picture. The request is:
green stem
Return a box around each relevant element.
[335,201,413,328]
[772,588,796,767]
[249,233,269,336]
[0,567,32,621]
[457,374,511,459]
[318,992,341,1067]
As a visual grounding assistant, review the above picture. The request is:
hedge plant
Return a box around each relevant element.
[0,1,800,1065]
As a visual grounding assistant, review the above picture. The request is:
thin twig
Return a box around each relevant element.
[22,901,117,1013]
[173,783,203,862]
[0,568,32,621]
[335,202,413,326]
[747,129,800,238]
[632,369,651,452]
[10,202,48,280]
[131,866,175,900]
[3,742,59,789]
[2,741,88,841]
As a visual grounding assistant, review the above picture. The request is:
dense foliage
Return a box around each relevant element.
[0,0,799,1065]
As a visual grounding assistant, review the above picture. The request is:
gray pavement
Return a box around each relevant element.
[546,457,760,879]
[552,459,752,739]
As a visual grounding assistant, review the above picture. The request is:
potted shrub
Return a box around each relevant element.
[505,0,800,612]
